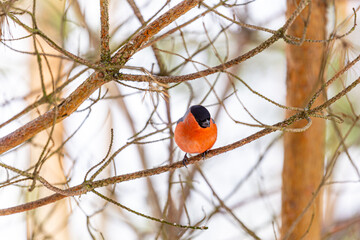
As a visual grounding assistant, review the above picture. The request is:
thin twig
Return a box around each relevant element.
[100,0,110,63]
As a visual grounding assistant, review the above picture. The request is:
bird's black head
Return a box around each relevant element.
[190,105,211,128]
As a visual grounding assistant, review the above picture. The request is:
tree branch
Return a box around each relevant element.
[0,0,203,155]
[100,0,110,63]
[0,110,304,216]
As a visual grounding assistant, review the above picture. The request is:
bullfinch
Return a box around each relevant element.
[174,105,217,165]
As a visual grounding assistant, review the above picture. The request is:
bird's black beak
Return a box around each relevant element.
[200,119,210,128]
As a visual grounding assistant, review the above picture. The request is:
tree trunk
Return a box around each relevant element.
[26,2,70,239]
[281,1,327,239]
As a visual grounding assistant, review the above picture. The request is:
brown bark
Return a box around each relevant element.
[281,1,327,239]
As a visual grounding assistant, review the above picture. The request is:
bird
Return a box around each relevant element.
[174,105,217,166]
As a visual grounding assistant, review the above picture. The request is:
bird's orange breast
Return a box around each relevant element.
[174,113,217,154]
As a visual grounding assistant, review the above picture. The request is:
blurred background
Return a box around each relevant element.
[0,0,360,239]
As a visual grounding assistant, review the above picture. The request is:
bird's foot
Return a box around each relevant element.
[201,150,209,160]
[182,153,189,168]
